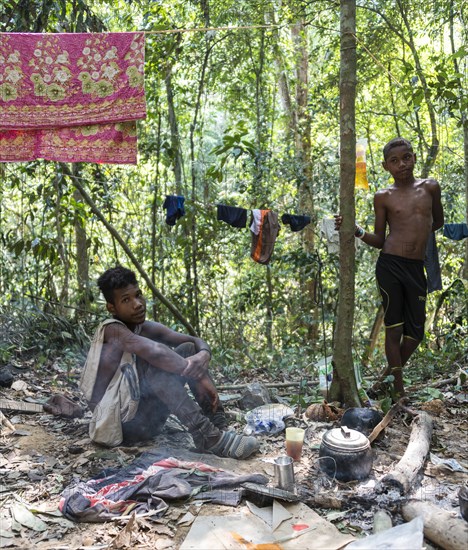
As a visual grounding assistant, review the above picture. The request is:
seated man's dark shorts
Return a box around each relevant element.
[375,253,427,341]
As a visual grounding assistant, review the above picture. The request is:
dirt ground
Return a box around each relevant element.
[0,365,467,549]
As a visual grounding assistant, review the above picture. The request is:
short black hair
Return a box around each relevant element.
[97,266,138,304]
[383,137,413,160]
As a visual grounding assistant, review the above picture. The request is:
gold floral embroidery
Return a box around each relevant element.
[0,36,24,101]
[124,35,145,88]
[115,122,137,137]
[28,37,71,101]
[77,37,121,98]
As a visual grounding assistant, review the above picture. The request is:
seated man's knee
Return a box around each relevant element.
[174,342,196,359]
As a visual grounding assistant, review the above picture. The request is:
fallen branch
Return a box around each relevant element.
[218,381,318,391]
[377,411,433,495]
[368,397,408,444]
[408,375,459,391]
[402,499,468,550]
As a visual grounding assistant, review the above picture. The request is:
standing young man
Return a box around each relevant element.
[80,265,259,459]
[336,137,444,397]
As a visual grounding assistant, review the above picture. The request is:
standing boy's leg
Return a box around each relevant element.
[384,325,405,395]
[376,254,406,396]
[400,336,421,367]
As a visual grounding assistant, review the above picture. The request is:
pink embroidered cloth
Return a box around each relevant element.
[0,32,146,164]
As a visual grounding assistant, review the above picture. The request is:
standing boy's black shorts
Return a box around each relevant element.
[375,253,427,341]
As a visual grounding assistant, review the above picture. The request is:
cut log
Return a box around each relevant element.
[0,398,44,413]
[402,499,468,550]
[377,411,433,495]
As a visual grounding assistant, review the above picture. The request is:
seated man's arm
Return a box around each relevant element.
[142,322,212,380]
[104,323,189,375]
[135,322,218,410]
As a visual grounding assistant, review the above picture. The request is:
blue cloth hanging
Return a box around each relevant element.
[163,195,185,226]
[443,223,468,241]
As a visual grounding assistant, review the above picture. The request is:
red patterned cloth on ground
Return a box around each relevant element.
[0,32,146,164]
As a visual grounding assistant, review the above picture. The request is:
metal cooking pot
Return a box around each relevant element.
[319,425,373,481]
[341,407,383,436]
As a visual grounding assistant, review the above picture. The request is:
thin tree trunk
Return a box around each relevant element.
[54,170,69,314]
[330,0,360,407]
[266,265,273,350]
[291,20,318,345]
[165,64,184,194]
[266,8,297,138]
[188,0,213,333]
[165,57,194,318]
[151,110,162,320]
[396,0,439,177]
[72,164,89,317]
[387,62,401,136]
[361,305,384,368]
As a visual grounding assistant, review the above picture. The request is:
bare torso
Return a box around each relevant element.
[378,179,435,260]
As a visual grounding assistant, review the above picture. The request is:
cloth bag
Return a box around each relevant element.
[81,319,140,447]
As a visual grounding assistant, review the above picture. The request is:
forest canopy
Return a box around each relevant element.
[0,0,466,399]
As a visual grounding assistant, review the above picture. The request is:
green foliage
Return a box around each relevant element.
[0,0,466,386]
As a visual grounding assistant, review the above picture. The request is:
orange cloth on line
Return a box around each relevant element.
[250,210,280,265]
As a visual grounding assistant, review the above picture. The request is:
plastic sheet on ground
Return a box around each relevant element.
[180,501,355,549]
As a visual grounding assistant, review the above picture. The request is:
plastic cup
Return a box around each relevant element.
[274,456,295,491]
[285,427,305,461]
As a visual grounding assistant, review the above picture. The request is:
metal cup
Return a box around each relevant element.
[274,455,295,491]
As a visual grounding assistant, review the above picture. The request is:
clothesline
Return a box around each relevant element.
[2,165,314,216]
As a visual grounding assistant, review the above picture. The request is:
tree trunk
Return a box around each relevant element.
[291,20,318,345]
[266,265,273,350]
[53,170,69,314]
[165,64,184,195]
[72,164,90,317]
[361,305,384,368]
[188,0,213,333]
[402,500,468,550]
[165,56,195,319]
[330,0,360,407]
[377,411,433,495]
[151,109,162,320]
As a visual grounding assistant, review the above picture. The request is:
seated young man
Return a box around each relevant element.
[80,265,259,459]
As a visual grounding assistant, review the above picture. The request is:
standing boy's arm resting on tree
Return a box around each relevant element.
[359,192,387,249]
[429,180,444,231]
[335,191,387,249]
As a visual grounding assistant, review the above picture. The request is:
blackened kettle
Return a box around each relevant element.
[319,425,373,481]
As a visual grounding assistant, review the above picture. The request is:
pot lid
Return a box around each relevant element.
[322,426,370,452]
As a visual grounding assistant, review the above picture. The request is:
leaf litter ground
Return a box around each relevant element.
[0,363,467,549]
